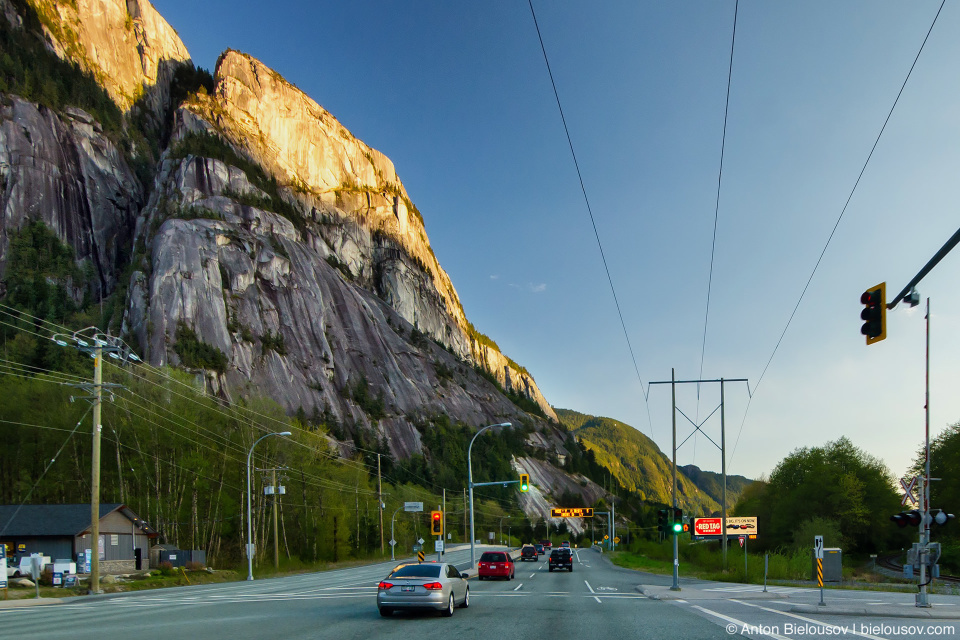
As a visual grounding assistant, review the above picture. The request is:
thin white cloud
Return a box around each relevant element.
[490,275,499,280]
[529,283,547,293]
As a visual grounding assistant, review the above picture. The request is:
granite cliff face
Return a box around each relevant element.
[178,50,556,421]
[0,0,558,465]
[27,0,190,115]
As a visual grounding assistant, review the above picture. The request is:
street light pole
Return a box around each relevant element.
[469,422,511,567]
[247,431,291,581]
[499,516,510,546]
[390,505,403,562]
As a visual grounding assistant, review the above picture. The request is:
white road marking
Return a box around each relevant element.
[584,580,595,594]
[594,596,602,603]
[513,583,523,591]
[529,573,535,578]
[691,604,793,640]
[731,599,887,640]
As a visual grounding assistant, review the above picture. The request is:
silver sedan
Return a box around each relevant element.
[377,562,470,617]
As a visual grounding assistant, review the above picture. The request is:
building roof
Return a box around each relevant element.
[0,504,158,538]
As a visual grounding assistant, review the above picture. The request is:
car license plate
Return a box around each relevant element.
[401,586,415,592]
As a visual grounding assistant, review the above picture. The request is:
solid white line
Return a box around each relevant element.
[513,583,523,591]
[691,604,792,640]
[594,596,601,603]
[584,580,595,594]
[730,599,887,640]
[675,598,688,603]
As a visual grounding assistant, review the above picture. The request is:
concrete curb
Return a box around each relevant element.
[0,597,65,609]
[636,585,787,601]
[790,604,960,620]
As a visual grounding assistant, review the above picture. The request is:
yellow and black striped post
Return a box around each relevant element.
[417,551,425,563]
[817,557,824,606]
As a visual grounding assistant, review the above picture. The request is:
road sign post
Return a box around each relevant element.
[815,535,825,606]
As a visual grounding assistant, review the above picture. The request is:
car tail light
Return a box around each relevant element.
[423,582,443,590]
[378,581,393,590]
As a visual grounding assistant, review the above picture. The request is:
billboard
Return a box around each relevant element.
[550,507,594,518]
[692,516,758,539]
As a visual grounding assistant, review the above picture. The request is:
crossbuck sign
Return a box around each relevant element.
[900,477,919,507]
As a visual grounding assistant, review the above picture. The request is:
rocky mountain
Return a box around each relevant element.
[0,0,558,466]
[680,464,753,511]
[555,408,748,514]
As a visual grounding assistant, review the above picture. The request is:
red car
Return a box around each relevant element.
[477,551,515,580]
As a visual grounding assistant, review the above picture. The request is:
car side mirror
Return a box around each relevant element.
[460,572,469,579]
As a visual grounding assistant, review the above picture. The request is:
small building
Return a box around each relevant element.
[0,503,158,573]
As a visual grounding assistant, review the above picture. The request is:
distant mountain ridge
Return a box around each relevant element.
[555,408,747,513]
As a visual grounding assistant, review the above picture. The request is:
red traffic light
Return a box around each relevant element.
[432,513,441,521]
[860,283,887,345]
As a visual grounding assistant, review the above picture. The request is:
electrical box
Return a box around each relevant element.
[811,547,842,583]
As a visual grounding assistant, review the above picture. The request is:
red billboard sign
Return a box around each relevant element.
[692,516,758,538]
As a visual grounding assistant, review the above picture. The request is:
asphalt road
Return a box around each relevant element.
[4,547,957,639]
[0,546,722,640]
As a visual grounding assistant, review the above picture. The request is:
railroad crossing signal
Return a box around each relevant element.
[430,511,443,536]
[519,474,529,492]
[931,509,955,526]
[860,282,887,345]
[890,510,923,528]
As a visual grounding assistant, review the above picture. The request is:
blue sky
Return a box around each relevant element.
[152,0,960,482]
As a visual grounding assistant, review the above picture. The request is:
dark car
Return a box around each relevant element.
[535,544,545,555]
[548,548,573,572]
[520,545,538,562]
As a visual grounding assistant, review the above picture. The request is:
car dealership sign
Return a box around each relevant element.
[692,516,758,539]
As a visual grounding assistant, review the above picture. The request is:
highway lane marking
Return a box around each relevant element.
[584,580,595,593]
[690,604,793,640]
[513,583,523,591]
[529,573,535,578]
[730,599,887,640]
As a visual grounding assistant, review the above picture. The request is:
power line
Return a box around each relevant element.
[526,0,653,437]
[697,0,738,413]
[729,0,947,468]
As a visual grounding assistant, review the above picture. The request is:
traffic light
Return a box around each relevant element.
[657,509,668,534]
[891,509,923,528]
[430,510,443,536]
[860,282,887,345]
[931,509,955,527]
[519,473,529,492]
[672,508,683,534]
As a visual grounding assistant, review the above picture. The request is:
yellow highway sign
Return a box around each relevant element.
[550,507,594,518]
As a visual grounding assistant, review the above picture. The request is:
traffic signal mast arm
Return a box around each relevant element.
[887,225,960,309]
[471,479,521,488]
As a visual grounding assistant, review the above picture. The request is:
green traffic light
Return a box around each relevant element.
[672,522,683,533]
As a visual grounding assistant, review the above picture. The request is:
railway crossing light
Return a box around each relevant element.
[431,510,443,536]
[519,474,529,492]
[890,509,923,528]
[860,282,887,345]
[931,509,955,527]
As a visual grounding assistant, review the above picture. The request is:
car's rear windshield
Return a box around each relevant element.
[551,549,570,556]
[389,564,442,578]
[480,552,506,562]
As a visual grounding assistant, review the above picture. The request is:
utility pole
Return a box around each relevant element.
[918,298,932,608]
[55,329,137,595]
[377,454,384,555]
[648,371,751,589]
[442,489,446,554]
[90,344,103,594]
[272,469,279,570]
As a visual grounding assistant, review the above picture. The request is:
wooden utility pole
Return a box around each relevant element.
[90,345,103,594]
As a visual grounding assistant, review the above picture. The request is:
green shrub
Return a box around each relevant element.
[173,323,228,373]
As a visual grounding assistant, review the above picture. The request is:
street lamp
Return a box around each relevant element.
[468,422,511,567]
[390,505,404,562]
[247,431,291,581]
